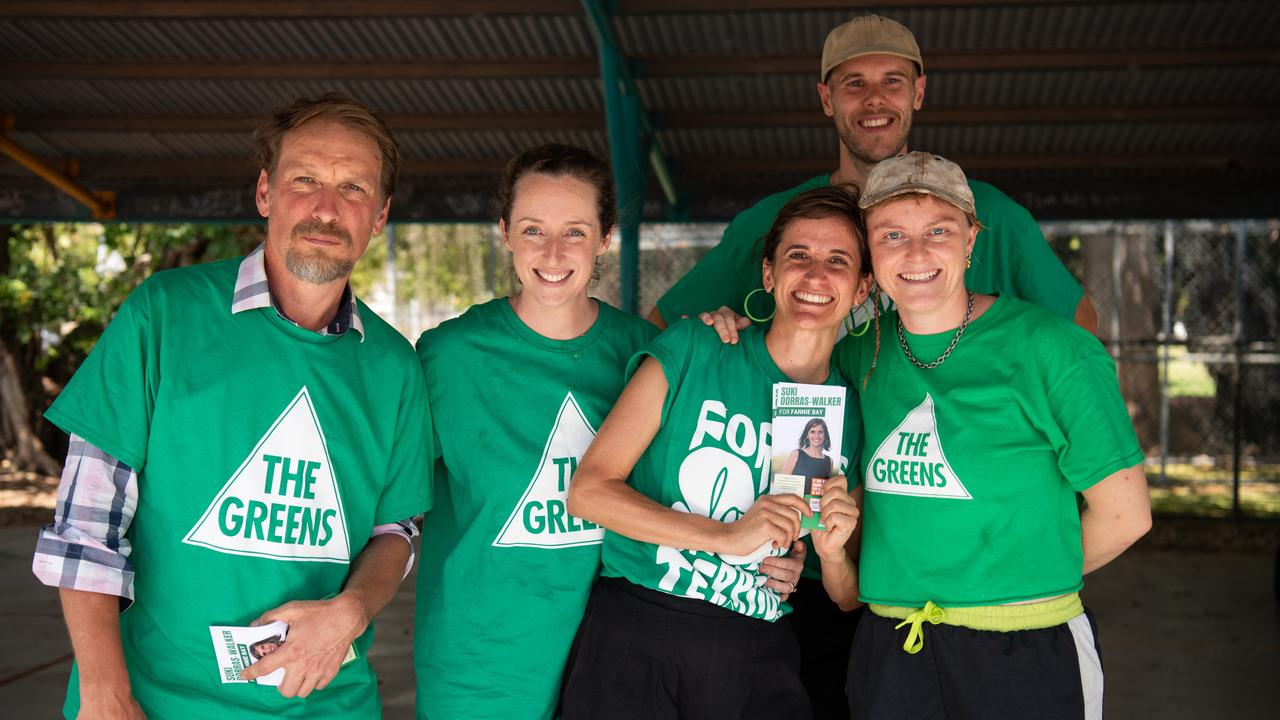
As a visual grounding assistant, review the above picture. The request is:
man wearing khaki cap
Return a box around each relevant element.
[649,13,1099,720]
[651,14,1096,334]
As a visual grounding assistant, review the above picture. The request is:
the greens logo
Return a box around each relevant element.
[493,393,603,549]
[865,394,971,500]
[183,387,351,563]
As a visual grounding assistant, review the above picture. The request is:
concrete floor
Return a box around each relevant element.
[1,527,1276,719]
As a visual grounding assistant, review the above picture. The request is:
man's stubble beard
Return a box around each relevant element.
[836,110,914,170]
[284,220,356,285]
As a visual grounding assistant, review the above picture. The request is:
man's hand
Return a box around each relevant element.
[698,305,751,344]
[760,540,807,601]
[811,475,858,561]
[77,683,146,720]
[239,594,368,698]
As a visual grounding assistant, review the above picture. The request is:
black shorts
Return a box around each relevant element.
[561,577,811,720]
[789,576,863,720]
[847,608,1105,720]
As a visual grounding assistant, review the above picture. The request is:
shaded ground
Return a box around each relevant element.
[1,523,1276,718]
[0,468,59,528]
[3,468,1277,717]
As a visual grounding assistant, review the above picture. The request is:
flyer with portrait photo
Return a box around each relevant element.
[770,382,846,530]
[209,620,358,686]
[209,621,290,686]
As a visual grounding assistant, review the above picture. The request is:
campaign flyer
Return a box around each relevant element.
[209,621,289,686]
[209,621,358,686]
[771,382,846,530]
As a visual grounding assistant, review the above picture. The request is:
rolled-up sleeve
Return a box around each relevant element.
[32,434,138,610]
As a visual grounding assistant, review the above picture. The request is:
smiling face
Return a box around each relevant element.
[817,53,926,169]
[250,639,281,659]
[763,215,871,332]
[256,120,389,286]
[807,423,826,448]
[500,172,611,311]
[865,193,978,330]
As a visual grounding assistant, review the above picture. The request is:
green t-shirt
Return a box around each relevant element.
[599,320,860,621]
[656,174,1084,324]
[44,259,433,720]
[834,296,1142,607]
[413,298,656,720]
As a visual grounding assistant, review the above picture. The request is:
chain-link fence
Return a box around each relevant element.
[375,218,1280,517]
[1042,219,1280,517]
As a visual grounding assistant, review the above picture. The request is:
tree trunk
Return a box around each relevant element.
[0,334,62,476]
[1080,223,1162,450]
[156,234,211,270]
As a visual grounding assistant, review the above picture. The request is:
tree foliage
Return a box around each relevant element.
[0,222,258,470]
[1,220,519,472]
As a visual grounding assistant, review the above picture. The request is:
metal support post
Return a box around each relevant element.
[1231,221,1246,524]
[1109,231,1123,360]
[385,223,397,328]
[582,0,681,313]
[598,39,645,313]
[1159,220,1174,487]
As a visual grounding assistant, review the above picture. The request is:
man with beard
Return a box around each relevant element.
[651,14,1097,334]
[32,93,432,719]
[648,15,1097,719]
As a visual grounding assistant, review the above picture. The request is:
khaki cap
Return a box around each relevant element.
[859,152,975,216]
[821,15,923,81]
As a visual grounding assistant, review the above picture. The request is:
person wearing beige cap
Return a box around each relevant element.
[832,152,1151,720]
[653,14,1098,718]
[651,13,1097,337]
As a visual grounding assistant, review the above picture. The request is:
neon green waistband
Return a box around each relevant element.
[869,593,1083,655]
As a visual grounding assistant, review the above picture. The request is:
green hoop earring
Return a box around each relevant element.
[743,287,776,323]
[844,307,872,337]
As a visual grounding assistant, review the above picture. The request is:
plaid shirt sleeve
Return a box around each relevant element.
[32,434,139,609]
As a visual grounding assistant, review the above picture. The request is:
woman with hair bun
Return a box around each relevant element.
[412,144,657,720]
[413,144,806,720]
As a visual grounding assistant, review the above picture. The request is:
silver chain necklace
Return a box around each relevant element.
[896,291,974,370]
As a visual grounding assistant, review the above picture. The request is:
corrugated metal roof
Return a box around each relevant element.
[914,122,1280,155]
[924,67,1280,108]
[639,65,1280,111]
[0,77,603,115]
[5,3,1275,63]
[658,122,1280,159]
[8,131,250,158]
[396,129,607,159]
[613,2,1280,56]
[0,15,595,61]
[6,65,1274,119]
[1,3,1276,220]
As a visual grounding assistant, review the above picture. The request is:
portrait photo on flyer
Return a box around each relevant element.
[770,382,846,530]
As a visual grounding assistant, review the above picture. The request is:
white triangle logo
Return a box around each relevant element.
[493,392,603,549]
[183,387,351,563]
[864,394,971,500]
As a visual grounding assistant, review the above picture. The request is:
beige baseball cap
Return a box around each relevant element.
[859,152,976,216]
[821,14,923,81]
